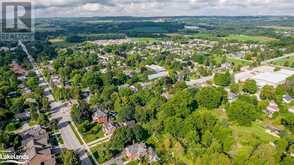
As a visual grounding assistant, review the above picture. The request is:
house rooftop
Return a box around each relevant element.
[146,65,166,73]
[148,71,168,80]
[125,143,147,155]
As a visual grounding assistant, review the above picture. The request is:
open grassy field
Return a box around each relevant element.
[82,128,104,143]
[227,56,252,66]
[49,37,65,43]
[130,37,160,43]
[272,56,294,68]
[259,26,294,30]
[185,33,217,40]
[230,121,278,160]
[224,34,278,43]
[49,37,78,48]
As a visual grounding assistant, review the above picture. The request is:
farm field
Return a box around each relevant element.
[224,34,278,43]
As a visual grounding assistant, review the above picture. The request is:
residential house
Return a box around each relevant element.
[264,101,279,118]
[20,125,56,165]
[51,75,62,87]
[228,92,238,102]
[283,95,293,104]
[125,143,148,160]
[92,109,108,124]
[265,125,282,137]
[15,111,30,121]
[148,71,169,80]
[10,61,26,75]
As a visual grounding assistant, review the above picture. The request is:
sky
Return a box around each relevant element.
[3,0,294,17]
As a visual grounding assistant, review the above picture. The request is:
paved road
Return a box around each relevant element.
[261,53,294,64]
[19,41,93,165]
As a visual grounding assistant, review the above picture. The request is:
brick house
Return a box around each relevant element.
[20,125,56,165]
[92,109,108,124]
[124,143,148,160]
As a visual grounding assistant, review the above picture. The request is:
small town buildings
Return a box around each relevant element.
[283,95,293,104]
[20,125,56,165]
[92,109,108,124]
[264,101,279,118]
[91,39,130,46]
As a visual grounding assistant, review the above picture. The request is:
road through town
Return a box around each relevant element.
[19,41,94,165]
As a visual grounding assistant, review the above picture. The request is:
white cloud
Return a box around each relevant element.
[25,0,294,17]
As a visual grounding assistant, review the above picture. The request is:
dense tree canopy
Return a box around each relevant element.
[227,100,260,126]
[196,87,226,109]
[242,79,257,94]
[214,71,232,86]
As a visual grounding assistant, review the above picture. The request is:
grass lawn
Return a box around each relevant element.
[212,55,225,66]
[232,122,278,144]
[90,142,113,164]
[227,56,252,66]
[230,121,278,159]
[130,37,160,43]
[70,122,84,144]
[272,56,294,68]
[74,122,105,143]
[49,37,78,48]
[82,127,104,143]
[224,34,278,43]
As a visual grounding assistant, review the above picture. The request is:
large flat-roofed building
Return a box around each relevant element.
[146,65,166,73]
[234,66,294,87]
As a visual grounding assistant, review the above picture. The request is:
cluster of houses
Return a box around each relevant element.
[91,39,131,46]
[92,108,160,162]
[19,125,56,165]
